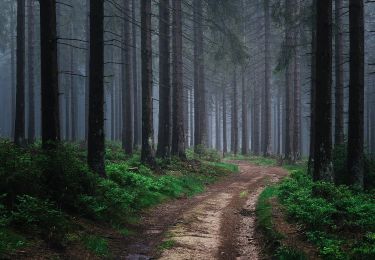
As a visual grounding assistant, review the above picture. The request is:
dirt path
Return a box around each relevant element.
[114,161,287,260]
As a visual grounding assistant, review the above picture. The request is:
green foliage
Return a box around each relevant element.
[82,235,109,257]
[277,165,375,259]
[333,143,375,190]
[0,141,236,255]
[256,186,283,243]
[158,239,176,251]
[0,140,43,203]
[275,246,307,260]
[248,156,277,166]
[204,161,239,173]
[0,229,26,256]
[190,145,221,162]
[11,195,69,246]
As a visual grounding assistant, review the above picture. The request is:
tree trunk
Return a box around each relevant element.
[241,69,248,155]
[85,0,90,141]
[132,0,140,148]
[171,0,186,158]
[70,23,77,142]
[308,0,317,174]
[222,86,227,154]
[253,81,260,155]
[232,68,238,155]
[334,0,345,145]
[140,0,155,165]
[216,92,221,151]
[27,0,35,143]
[263,0,271,156]
[156,0,171,158]
[193,0,206,150]
[88,0,106,177]
[313,0,333,182]
[40,0,60,149]
[347,0,364,188]
[122,0,134,154]
[293,1,301,160]
[284,0,294,162]
[14,0,25,146]
[10,3,16,139]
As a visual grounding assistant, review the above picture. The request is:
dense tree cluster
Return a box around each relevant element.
[0,0,373,188]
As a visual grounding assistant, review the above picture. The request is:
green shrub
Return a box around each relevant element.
[12,195,69,246]
[41,145,97,210]
[0,140,43,204]
[0,229,26,255]
[277,164,375,258]
[82,235,109,257]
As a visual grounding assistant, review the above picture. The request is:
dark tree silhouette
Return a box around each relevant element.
[14,0,25,146]
[171,0,186,158]
[40,0,60,149]
[313,0,333,182]
[140,0,155,165]
[88,0,106,177]
[157,0,171,159]
[347,0,365,188]
[122,0,134,155]
[27,0,35,143]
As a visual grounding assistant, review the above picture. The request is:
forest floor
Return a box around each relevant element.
[112,161,287,259]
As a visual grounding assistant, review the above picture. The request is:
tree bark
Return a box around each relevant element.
[171,0,186,158]
[293,1,301,160]
[241,69,248,155]
[132,0,140,148]
[222,86,227,154]
[40,0,60,149]
[334,0,345,145]
[140,0,155,165]
[70,23,77,141]
[347,0,364,188]
[284,0,294,162]
[313,0,333,182]
[85,0,90,141]
[156,0,171,158]
[193,0,206,150]
[122,0,134,154]
[308,0,317,174]
[10,3,16,139]
[88,0,106,177]
[263,0,271,156]
[232,68,238,155]
[14,0,25,146]
[216,92,221,151]
[27,0,35,143]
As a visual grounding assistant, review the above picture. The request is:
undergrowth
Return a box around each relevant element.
[256,151,375,260]
[0,140,237,257]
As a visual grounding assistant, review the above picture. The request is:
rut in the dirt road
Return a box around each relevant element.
[119,162,287,260]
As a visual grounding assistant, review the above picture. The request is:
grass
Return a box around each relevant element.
[82,235,109,257]
[158,239,176,251]
[204,161,239,173]
[248,156,277,166]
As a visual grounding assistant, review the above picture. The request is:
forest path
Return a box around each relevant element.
[116,161,287,260]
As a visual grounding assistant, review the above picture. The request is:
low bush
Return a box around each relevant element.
[277,166,375,259]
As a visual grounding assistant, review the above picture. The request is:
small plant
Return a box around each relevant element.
[158,239,176,251]
[82,235,109,257]
[11,195,69,246]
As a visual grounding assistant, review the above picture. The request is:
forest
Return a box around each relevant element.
[0,0,374,259]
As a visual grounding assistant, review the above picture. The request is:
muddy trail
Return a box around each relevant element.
[112,161,287,260]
